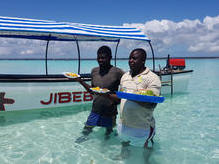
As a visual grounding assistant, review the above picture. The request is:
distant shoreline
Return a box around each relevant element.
[0,57,219,60]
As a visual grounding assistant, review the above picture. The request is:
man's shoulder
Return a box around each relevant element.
[91,67,99,73]
[121,71,130,79]
[144,69,161,84]
[149,71,160,81]
[123,71,130,76]
[111,66,125,75]
[148,69,159,77]
[143,68,159,78]
[111,66,123,71]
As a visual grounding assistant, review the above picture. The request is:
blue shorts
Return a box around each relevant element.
[85,112,113,127]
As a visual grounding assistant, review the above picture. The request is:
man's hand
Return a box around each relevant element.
[71,77,82,82]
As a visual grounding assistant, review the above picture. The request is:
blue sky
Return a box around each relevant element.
[1,0,218,25]
[0,0,219,58]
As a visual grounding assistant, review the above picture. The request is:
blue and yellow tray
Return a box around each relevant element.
[116,91,165,103]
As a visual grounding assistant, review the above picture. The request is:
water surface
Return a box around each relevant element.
[0,59,218,164]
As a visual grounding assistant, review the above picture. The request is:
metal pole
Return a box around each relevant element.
[114,39,120,67]
[45,35,51,75]
[148,41,155,72]
[75,38,81,74]
[170,66,173,95]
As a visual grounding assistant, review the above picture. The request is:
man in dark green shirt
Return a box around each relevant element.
[74,46,124,142]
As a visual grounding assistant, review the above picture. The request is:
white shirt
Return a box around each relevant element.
[119,67,161,130]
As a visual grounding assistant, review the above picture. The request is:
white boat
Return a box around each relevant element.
[0,16,193,111]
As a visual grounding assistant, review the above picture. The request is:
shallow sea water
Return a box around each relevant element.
[0,59,219,164]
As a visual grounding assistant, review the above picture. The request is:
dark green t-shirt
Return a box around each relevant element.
[91,66,124,117]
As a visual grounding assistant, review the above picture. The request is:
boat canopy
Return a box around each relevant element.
[0,16,156,72]
[0,16,150,42]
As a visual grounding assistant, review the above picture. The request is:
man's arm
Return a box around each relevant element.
[107,93,121,104]
[73,77,92,93]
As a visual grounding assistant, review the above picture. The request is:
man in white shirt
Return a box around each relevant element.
[118,48,161,148]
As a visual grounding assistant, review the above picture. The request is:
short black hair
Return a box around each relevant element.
[131,48,147,60]
[97,46,112,58]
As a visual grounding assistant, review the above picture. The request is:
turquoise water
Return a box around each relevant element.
[0,59,219,164]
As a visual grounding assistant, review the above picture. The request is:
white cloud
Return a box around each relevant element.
[124,15,219,56]
[20,49,34,55]
[0,38,47,58]
[0,47,12,55]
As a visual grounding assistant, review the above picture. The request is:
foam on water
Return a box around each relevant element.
[0,59,219,164]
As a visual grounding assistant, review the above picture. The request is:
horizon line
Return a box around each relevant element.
[0,56,219,60]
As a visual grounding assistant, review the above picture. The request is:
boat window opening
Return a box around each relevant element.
[43,40,78,75]
[76,41,120,73]
[0,37,157,75]
[114,39,120,67]
[148,41,155,72]
[114,39,155,71]
[0,38,46,74]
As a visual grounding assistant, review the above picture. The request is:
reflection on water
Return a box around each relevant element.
[0,104,90,127]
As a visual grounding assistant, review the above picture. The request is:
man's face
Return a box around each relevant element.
[129,51,144,72]
[97,53,111,67]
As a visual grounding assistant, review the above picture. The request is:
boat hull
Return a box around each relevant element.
[0,70,193,112]
[0,81,93,112]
